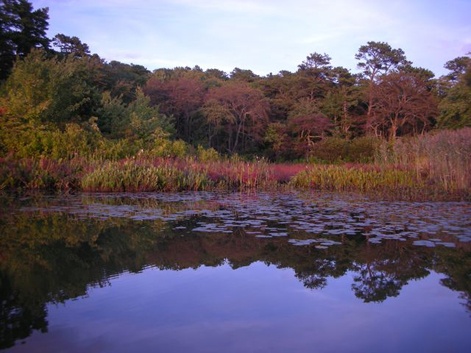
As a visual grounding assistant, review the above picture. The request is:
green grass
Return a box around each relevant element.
[289,165,419,191]
[81,159,210,192]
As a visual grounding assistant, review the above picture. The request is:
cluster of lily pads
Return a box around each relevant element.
[18,191,471,249]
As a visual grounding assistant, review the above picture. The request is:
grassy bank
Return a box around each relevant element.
[1,129,470,201]
[1,157,469,201]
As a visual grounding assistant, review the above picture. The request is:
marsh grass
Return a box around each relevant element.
[81,159,209,192]
[289,164,420,191]
[74,157,302,192]
[200,159,275,190]
[375,128,471,197]
[1,128,470,200]
[0,156,82,190]
[287,163,450,200]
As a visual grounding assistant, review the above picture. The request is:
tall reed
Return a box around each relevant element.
[289,164,421,194]
[375,128,471,195]
[81,159,210,192]
[0,156,82,190]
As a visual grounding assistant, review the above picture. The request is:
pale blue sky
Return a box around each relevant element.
[31,0,471,77]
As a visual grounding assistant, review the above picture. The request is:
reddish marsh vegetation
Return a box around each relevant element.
[79,158,308,192]
[1,129,470,201]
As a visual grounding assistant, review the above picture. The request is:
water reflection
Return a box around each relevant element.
[0,192,470,351]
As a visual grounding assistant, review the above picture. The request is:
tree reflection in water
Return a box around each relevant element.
[0,192,469,349]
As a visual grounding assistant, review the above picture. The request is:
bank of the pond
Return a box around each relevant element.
[1,156,470,201]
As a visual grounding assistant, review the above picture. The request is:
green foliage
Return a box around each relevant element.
[443,56,471,83]
[97,91,128,137]
[438,81,471,129]
[0,0,50,80]
[52,33,90,58]
[349,137,382,162]
[126,88,175,143]
[307,137,348,163]
[0,50,177,159]
[0,118,103,159]
[2,49,100,126]
[97,88,175,151]
[263,122,287,160]
[196,145,220,162]
[437,54,471,129]
[100,61,150,103]
[308,136,381,163]
[202,81,269,154]
[150,138,188,158]
[355,41,410,81]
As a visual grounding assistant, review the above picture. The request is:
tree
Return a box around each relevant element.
[51,33,90,58]
[298,52,332,72]
[437,54,471,128]
[288,98,333,154]
[263,122,292,160]
[443,55,471,83]
[144,72,205,143]
[97,88,174,144]
[0,49,105,157]
[96,91,128,138]
[126,88,174,146]
[370,71,438,141]
[322,67,363,138]
[356,41,410,81]
[202,82,269,154]
[258,71,299,122]
[100,60,150,103]
[230,67,259,82]
[2,49,99,126]
[0,0,49,80]
[355,41,411,135]
[297,52,335,100]
[204,68,228,80]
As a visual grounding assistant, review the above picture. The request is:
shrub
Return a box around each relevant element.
[196,145,220,162]
[308,136,381,163]
[308,137,348,163]
[348,136,381,163]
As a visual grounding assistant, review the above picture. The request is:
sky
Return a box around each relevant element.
[31,0,471,77]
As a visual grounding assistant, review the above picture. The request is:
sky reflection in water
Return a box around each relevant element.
[9,264,470,353]
[1,191,470,352]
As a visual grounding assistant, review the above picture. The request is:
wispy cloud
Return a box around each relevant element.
[31,0,471,76]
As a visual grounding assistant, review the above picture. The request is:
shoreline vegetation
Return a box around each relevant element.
[1,128,470,201]
[1,3,470,202]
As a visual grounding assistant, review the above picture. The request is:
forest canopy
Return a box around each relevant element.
[0,0,470,162]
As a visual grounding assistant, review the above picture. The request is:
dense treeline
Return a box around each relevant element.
[0,0,470,198]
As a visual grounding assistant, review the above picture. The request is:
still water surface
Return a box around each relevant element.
[1,191,470,352]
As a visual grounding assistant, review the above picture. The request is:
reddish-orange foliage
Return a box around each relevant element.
[269,164,308,183]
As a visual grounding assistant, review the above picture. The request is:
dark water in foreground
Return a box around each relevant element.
[0,191,470,353]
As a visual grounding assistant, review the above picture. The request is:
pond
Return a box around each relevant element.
[0,191,470,353]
